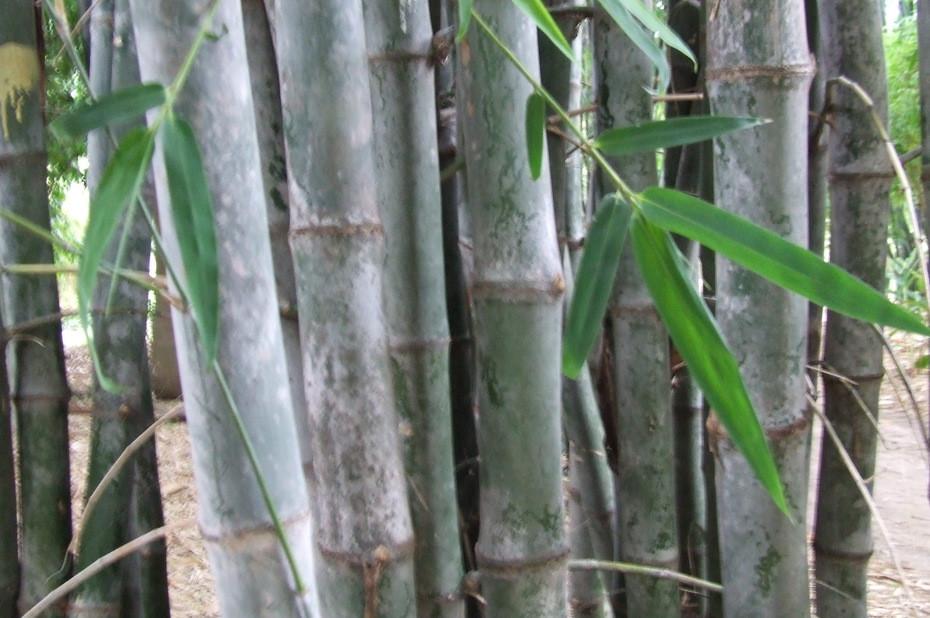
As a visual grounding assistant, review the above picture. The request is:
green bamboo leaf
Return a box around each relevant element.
[457,0,473,41]
[526,92,546,180]
[594,0,670,89]
[512,0,574,60]
[630,214,789,515]
[162,115,219,362]
[594,116,768,156]
[563,194,633,378]
[50,83,166,141]
[639,187,930,337]
[597,0,696,68]
[79,128,156,392]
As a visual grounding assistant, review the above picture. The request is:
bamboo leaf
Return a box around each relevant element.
[594,0,670,89]
[512,0,574,60]
[594,116,768,156]
[639,187,930,336]
[563,194,633,378]
[79,128,155,392]
[630,214,789,514]
[50,83,166,140]
[525,92,546,180]
[457,0,473,41]
[161,115,219,362]
[597,0,696,67]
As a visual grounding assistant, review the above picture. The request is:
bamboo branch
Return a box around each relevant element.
[873,325,930,455]
[652,92,705,103]
[41,0,190,304]
[23,520,194,618]
[569,559,723,593]
[68,404,184,560]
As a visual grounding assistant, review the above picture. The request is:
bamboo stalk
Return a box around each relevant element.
[273,0,418,614]
[129,1,318,614]
[0,6,73,615]
[0,310,17,616]
[594,6,681,616]
[430,6,481,612]
[70,1,169,612]
[917,0,930,501]
[459,3,569,615]
[364,2,465,616]
[240,0,312,507]
[706,0,814,615]
[542,6,613,615]
[814,3,896,615]
[806,0,828,381]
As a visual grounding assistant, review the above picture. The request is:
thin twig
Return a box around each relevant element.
[808,395,918,614]
[68,404,184,559]
[901,146,922,165]
[653,92,705,103]
[569,559,723,593]
[23,520,194,618]
[0,208,81,256]
[548,103,599,124]
[828,76,930,316]
[873,325,930,454]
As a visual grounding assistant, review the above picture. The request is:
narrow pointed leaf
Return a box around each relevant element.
[526,92,546,180]
[594,116,768,156]
[79,128,155,392]
[597,0,696,67]
[563,194,633,378]
[639,187,930,336]
[513,0,574,60]
[630,214,789,514]
[594,0,670,89]
[457,0,474,41]
[50,83,166,140]
[162,116,219,362]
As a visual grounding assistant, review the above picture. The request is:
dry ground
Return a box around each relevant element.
[64,338,930,616]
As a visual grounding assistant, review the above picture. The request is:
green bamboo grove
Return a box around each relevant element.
[0,0,927,616]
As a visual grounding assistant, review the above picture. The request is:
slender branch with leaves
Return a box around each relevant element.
[460,0,929,516]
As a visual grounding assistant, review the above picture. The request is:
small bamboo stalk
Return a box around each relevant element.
[814,3,896,615]
[71,1,169,613]
[594,7,681,616]
[364,2,465,616]
[542,6,613,615]
[918,0,930,501]
[0,310,18,616]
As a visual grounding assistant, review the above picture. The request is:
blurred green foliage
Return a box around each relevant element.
[43,0,89,265]
[883,15,924,306]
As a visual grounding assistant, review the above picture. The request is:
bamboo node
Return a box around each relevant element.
[475,545,570,575]
[706,61,815,83]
